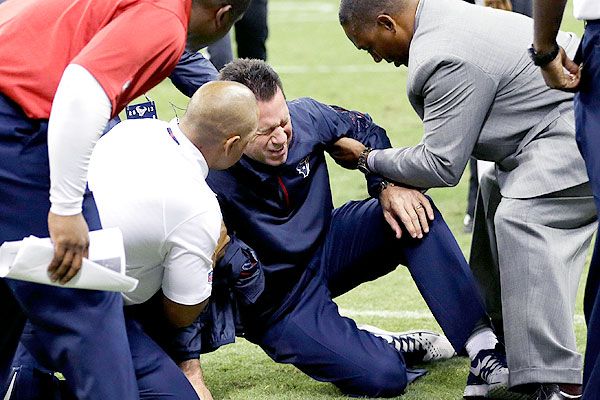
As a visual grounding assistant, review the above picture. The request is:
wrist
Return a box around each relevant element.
[357,147,373,174]
[528,42,560,67]
[376,180,395,197]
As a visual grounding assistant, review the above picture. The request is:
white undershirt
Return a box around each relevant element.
[48,64,112,215]
[573,0,600,21]
[88,118,220,305]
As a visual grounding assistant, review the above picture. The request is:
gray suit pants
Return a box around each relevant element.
[470,170,597,387]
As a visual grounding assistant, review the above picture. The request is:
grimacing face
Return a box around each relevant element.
[244,87,293,167]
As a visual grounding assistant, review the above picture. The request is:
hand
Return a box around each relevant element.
[179,358,214,400]
[212,221,230,266]
[47,212,90,284]
[540,47,582,92]
[484,0,512,11]
[379,185,434,239]
[328,137,366,169]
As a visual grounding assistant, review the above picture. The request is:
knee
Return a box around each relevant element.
[338,360,407,398]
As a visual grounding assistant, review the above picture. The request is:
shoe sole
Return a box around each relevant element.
[464,382,527,399]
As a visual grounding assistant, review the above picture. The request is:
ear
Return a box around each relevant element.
[223,135,241,156]
[376,14,397,33]
[215,5,233,28]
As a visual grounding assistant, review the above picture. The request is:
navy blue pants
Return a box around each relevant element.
[231,199,486,397]
[9,316,200,400]
[0,94,138,399]
[578,20,600,400]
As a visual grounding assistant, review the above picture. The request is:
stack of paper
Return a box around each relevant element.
[0,228,137,293]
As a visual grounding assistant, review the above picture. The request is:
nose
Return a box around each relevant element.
[271,127,287,146]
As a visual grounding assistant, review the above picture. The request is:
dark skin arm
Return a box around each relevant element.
[533,0,581,91]
[328,137,434,239]
[162,296,208,329]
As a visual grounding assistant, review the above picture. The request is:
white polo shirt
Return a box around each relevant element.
[88,118,221,306]
[574,0,600,20]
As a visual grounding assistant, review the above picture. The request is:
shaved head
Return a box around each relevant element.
[180,81,259,169]
[339,0,408,32]
[194,0,252,21]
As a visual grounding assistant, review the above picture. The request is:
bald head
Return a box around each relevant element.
[180,81,259,169]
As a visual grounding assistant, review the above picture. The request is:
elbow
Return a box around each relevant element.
[445,174,461,187]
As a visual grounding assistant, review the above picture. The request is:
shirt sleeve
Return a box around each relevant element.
[161,211,221,306]
[369,59,498,189]
[169,50,219,97]
[48,64,111,215]
[307,99,393,197]
[72,4,187,117]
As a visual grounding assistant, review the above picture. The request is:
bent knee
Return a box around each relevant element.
[337,362,407,398]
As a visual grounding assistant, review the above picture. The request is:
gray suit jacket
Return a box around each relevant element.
[370,0,589,199]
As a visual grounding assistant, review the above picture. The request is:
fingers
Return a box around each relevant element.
[402,204,423,239]
[417,193,435,221]
[388,198,420,239]
[383,211,403,239]
[51,248,75,283]
[60,251,83,284]
[563,55,580,75]
[414,204,429,235]
[380,187,434,240]
[48,245,67,278]
[47,212,90,284]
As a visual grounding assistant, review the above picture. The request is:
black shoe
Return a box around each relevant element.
[530,384,581,400]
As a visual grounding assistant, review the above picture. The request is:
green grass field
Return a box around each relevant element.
[134,2,588,398]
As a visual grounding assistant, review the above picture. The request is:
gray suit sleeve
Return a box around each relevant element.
[370,59,498,189]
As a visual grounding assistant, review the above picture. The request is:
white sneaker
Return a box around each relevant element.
[358,324,456,365]
[463,344,510,398]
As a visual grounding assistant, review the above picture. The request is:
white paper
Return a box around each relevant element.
[0,228,137,293]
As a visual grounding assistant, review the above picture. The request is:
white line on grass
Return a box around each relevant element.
[270,2,336,13]
[339,308,587,326]
[274,65,397,74]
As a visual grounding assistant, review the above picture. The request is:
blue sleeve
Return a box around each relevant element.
[303,98,392,198]
[169,50,218,97]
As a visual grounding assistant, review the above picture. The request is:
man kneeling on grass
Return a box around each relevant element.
[7,81,258,400]
[174,59,509,398]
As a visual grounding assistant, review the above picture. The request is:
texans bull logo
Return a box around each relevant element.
[296,157,310,178]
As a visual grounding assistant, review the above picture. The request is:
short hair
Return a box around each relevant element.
[218,59,284,102]
[195,0,251,21]
[339,0,406,29]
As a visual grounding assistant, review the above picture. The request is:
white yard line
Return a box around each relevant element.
[270,2,336,13]
[273,65,397,74]
[339,308,587,326]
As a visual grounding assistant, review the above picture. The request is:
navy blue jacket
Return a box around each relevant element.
[207,98,391,310]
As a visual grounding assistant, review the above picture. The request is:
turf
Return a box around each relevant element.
[129,1,589,398]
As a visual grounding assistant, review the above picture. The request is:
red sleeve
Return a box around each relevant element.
[72,3,187,117]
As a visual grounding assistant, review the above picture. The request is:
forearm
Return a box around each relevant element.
[533,0,568,52]
[48,64,111,215]
[368,146,464,189]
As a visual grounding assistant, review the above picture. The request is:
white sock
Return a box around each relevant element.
[465,327,498,360]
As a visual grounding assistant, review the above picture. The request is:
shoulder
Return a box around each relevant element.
[288,97,328,116]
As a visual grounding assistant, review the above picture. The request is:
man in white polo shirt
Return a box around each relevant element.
[9,81,259,400]
[533,1,600,399]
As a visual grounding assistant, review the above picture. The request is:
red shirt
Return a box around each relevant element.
[0,0,191,119]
